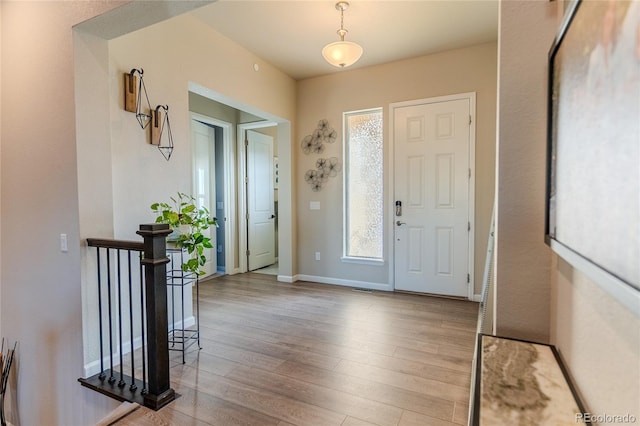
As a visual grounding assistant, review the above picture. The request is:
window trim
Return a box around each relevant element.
[341,256,385,266]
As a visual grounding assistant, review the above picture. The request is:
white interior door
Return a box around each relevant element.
[246,130,276,271]
[192,120,216,277]
[393,97,471,297]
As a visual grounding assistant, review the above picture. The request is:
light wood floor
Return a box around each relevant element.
[115,273,479,426]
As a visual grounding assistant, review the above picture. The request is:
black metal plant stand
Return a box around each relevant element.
[167,248,201,364]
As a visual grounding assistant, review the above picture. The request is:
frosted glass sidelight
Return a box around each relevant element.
[344,109,383,259]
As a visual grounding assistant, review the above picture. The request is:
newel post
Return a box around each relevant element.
[136,223,175,410]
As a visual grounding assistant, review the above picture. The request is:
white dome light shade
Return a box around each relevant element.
[322,40,364,68]
[322,2,363,68]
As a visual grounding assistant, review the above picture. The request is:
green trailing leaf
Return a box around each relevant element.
[151,192,219,276]
[168,212,179,223]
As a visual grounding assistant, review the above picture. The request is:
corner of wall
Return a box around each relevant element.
[494,0,557,343]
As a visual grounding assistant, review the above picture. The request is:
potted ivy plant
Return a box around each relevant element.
[151,192,218,275]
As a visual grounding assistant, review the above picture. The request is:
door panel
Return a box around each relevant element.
[247,130,276,271]
[394,98,470,297]
[192,120,216,277]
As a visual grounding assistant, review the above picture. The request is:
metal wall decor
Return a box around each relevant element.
[151,105,174,161]
[123,68,152,129]
[301,119,341,191]
[305,157,342,192]
[123,68,176,161]
[301,119,337,154]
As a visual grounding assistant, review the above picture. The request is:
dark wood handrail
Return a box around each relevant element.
[87,238,144,251]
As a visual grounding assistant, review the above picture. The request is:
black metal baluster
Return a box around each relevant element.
[170,251,175,350]
[180,250,185,364]
[128,250,138,392]
[106,249,115,384]
[96,248,106,380]
[116,250,126,387]
[139,253,147,394]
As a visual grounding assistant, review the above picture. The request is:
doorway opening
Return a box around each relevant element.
[190,113,234,277]
[188,84,286,278]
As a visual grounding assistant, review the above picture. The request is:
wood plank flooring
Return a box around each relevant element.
[115,273,478,426]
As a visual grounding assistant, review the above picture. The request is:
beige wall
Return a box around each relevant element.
[296,42,497,293]
[495,0,557,343]
[551,257,640,420]
[1,2,135,424]
[0,1,3,326]
[190,92,240,124]
[499,1,640,419]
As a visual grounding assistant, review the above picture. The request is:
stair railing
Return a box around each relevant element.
[79,223,175,410]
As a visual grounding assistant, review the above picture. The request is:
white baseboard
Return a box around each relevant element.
[272,273,477,298]
[296,274,392,292]
[277,275,296,283]
[83,316,195,377]
[169,315,195,332]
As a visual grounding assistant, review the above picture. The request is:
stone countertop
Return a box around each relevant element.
[477,335,587,425]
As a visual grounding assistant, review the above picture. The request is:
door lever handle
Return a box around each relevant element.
[396,221,406,226]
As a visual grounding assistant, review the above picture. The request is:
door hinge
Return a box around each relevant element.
[245,139,249,147]
[469,115,472,125]
[467,273,470,283]
[469,168,471,179]
[246,249,250,256]
[246,213,250,220]
[468,222,471,232]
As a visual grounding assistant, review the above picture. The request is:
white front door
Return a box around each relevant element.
[393,96,472,297]
[246,130,276,271]
[192,120,216,277]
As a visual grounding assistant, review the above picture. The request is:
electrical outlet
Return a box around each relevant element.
[315,252,321,261]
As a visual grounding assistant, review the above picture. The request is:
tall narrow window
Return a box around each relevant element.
[343,108,383,261]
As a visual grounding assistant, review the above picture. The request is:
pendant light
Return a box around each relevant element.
[322,2,363,68]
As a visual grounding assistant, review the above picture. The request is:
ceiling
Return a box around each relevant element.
[189,1,499,81]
